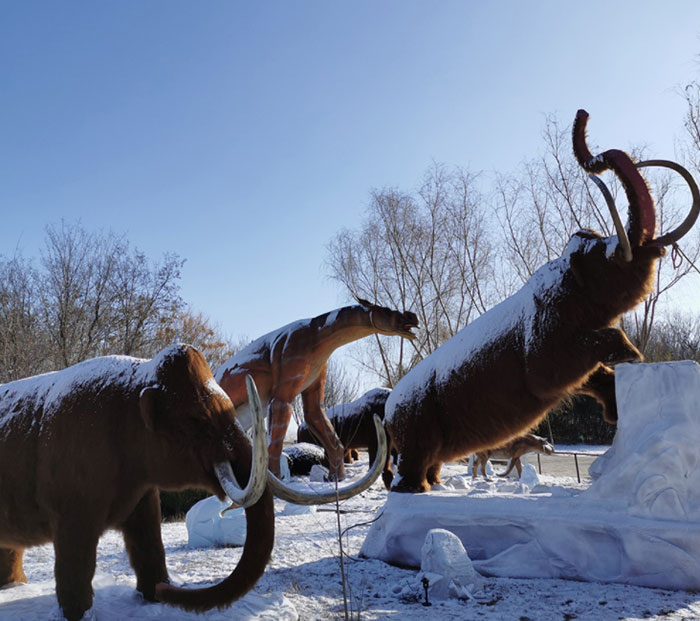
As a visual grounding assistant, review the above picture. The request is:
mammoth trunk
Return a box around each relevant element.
[154,485,274,612]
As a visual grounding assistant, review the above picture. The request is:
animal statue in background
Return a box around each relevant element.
[471,433,554,478]
[384,109,699,493]
[215,300,417,480]
[297,387,391,472]
[0,345,273,620]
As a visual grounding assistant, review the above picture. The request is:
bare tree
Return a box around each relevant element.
[108,250,183,357]
[644,310,700,362]
[33,221,184,368]
[151,308,235,369]
[0,255,48,382]
[327,163,495,386]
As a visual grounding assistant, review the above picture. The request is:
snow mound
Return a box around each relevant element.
[585,360,700,520]
[186,496,247,548]
[362,361,700,590]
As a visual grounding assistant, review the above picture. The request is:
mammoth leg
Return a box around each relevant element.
[54,519,100,621]
[121,488,169,601]
[580,363,618,424]
[0,547,27,586]
[392,452,432,493]
[301,374,346,481]
[426,462,443,486]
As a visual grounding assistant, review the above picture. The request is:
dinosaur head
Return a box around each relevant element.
[356,297,419,340]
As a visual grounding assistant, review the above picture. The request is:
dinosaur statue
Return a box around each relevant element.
[215,299,418,479]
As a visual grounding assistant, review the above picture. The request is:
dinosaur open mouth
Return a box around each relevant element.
[402,322,418,339]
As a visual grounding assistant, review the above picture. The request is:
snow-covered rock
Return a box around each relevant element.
[416,529,482,600]
[185,496,247,548]
[361,361,700,590]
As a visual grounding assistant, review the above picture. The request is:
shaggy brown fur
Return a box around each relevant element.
[0,345,274,620]
[297,388,391,473]
[216,302,417,480]
[385,110,675,493]
[472,434,554,478]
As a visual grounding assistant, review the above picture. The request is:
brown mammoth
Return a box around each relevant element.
[0,344,389,619]
[384,109,699,493]
[0,344,272,620]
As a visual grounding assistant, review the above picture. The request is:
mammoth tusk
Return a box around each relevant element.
[214,375,269,509]
[587,173,633,262]
[267,414,388,505]
[636,159,700,246]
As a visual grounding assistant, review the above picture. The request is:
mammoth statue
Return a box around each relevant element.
[384,109,699,493]
[0,344,387,619]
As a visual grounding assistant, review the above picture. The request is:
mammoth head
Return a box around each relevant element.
[139,344,268,509]
[356,297,419,340]
[572,109,699,262]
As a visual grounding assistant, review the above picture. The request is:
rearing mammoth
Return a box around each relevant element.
[384,109,699,493]
[0,344,387,620]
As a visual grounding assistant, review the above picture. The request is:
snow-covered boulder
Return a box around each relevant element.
[185,496,247,548]
[362,361,700,590]
[417,529,482,600]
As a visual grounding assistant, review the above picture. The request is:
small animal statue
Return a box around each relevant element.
[472,433,554,478]
[215,301,417,480]
[297,387,391,472]
[384,109,699,493]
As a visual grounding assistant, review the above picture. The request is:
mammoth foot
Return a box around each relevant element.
[391,476,432,494]
[0,548,27,587]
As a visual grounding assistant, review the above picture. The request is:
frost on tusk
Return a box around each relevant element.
[214,375,269,509]
[588,174,633,262]
[268,414,388,505]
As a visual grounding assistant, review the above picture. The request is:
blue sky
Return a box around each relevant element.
[2,1,700,346]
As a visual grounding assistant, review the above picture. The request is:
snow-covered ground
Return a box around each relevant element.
[2,458,700,620]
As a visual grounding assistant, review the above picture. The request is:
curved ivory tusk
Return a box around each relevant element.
[214,375,269,508]
[587,173,633,262]
[268,414,388,505]
[636,159,700,246]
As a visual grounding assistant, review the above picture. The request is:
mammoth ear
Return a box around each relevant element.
[356,297,373,308]
[139,385,161,432]
[568,251,586,288]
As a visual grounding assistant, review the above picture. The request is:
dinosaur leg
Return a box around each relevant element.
[301,375,346,481]
[268,397,294,477]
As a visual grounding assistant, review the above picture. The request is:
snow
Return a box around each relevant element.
[385,233,597,421]
[2,460,700,619]
[3,361,700,620]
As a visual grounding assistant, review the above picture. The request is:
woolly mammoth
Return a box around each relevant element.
[215,300,417,480]
[385,109,699,493]
[0,344,388,620]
